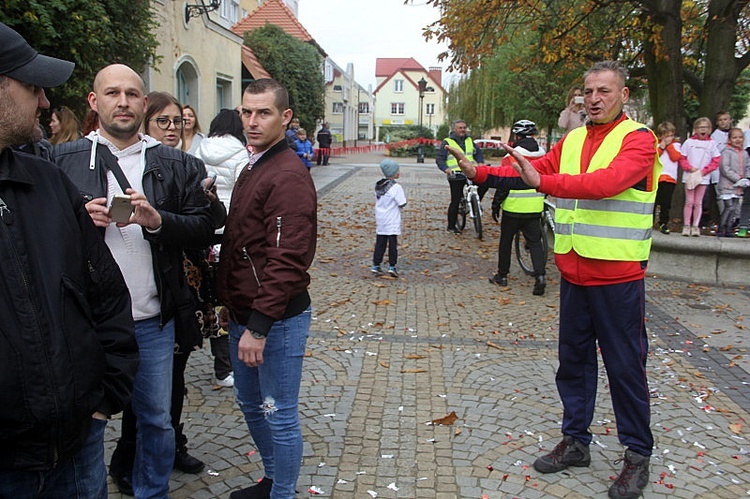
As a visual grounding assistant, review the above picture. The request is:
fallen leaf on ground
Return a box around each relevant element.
[401,368,427,373]
[373,299,394,305]
[432,411,459,425]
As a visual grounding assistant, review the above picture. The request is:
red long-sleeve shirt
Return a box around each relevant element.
[474,114,658,286]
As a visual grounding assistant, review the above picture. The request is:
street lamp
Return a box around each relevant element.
[417,77,427,163]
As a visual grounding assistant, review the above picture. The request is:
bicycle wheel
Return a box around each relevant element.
[514,219,548,275]
[456,198,467,231]
[471,196,482,239]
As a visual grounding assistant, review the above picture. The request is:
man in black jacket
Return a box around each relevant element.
[0,23,138,497]
[316,122,332,165]
[53,64,213,498]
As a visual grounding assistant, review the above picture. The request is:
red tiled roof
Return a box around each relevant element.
[231,0,327,57]
[375,58,426,78]
[241,45,271,79]
[373,68,445,95]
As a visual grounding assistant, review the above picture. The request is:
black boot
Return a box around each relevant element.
[174,423,205,473]
[229,477,273,499]
[533,275,546,296]
[109,437,135,496]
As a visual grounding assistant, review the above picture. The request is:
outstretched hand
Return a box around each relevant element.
[501,143,541,188]
[444,145,477,178]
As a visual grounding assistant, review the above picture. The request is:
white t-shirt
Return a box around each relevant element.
[374,181,406,236]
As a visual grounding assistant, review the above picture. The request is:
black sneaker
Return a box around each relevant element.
[608,449,649,498]
[108,466,134,496]
[533,275,546,296]
[230,477,273,499]
[446,227,461,234]
[489,274,508,287]
[659,223,670,235]
[533,435,591,473]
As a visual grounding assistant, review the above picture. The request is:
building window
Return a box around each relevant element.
[220,0,240,23]
[394,79,404,92]
[390,102,405,115]
[176,61,199,110]
[426,103,435,116]
[333,102,344,114]
[358,102,369,114]
[333,84,342,92]
[216,77,232,113]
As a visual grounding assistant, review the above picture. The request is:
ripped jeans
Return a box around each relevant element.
[229,307,311,499]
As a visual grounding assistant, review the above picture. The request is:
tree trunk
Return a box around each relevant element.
[699,0,744,118]
[642,0,686,135]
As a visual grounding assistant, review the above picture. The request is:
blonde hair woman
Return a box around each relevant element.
[181,104,204,155]
[48,106,81,144]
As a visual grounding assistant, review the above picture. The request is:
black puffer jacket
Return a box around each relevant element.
[52,136,215,346]
[0,148,138,471]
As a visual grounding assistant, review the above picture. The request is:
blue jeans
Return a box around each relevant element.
[131,317,175,498]
[0,418,107,498]
[230,307,311,499]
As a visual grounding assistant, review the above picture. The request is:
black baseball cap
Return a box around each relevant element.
[0,22,74,87]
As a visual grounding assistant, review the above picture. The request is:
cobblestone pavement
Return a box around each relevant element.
[107,153,750,498]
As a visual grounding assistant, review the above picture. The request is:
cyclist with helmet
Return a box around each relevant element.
[436,119,486,234]
[489,120,547,295]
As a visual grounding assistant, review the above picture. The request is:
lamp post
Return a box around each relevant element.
[417,77,427,163]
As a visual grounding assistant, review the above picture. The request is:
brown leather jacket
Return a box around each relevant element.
[217,138,317,335]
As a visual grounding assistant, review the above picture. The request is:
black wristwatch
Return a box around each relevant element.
[250,330,266,340]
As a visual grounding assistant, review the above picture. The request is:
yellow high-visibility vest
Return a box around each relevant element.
[555,120,661,261]
[502,189,544,214]
[445,137,475,172]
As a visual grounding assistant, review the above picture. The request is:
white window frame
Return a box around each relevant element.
[394,79,404,93]
[425,103,435,116]
[332,102,344,114]
[390,102,405,115]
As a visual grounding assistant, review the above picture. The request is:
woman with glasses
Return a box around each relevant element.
[109,91,225,495]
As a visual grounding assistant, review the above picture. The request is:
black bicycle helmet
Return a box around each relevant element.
[511,119,537,136]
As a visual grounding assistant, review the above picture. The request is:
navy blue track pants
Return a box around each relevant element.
[557,277,653,456]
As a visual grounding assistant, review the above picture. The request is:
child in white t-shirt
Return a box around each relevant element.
[371,159,407,278]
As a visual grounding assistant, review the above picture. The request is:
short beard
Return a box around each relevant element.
[100,120,141,142]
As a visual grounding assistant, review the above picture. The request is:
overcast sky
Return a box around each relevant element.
[297,0,451,90]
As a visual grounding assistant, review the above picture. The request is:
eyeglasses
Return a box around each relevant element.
[151,117,184,130]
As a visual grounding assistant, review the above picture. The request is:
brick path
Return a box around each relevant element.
[107,152,750,498]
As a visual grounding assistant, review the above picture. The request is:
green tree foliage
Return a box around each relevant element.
[413,0,750,137]
[0,0,159,119]
[245,24,325,133]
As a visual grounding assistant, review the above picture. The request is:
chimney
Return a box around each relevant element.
[428,66,442,87]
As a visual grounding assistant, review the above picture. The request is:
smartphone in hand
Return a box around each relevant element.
[201,172,218,192]
[109,194,133,224]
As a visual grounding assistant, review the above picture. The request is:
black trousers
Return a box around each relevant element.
[497,214,546,277]
[373,234,398,267]
[447,176,466,229]
[654,181,676,226]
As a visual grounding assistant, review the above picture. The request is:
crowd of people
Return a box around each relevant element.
[0,23,317,499]
[5,16,750,499]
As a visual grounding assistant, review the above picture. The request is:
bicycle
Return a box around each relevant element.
[514,196,556,275]
[456,178,483,239]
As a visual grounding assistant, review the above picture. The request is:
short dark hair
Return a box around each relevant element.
[208,108,246,145]
[145,91,182,135]
[243,78,289,112]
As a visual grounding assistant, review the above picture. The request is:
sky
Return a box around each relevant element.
[297,0,452,90]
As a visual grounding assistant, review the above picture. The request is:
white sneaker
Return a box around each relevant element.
[216,373,234,387]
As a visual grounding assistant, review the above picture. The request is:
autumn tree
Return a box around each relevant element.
[414,0,750,135]
[244,24,325,133]
[0,0,160,119]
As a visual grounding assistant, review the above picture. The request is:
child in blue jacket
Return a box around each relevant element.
[294,128,314,169]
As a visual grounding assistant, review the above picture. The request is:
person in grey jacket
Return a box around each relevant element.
[717,128,750,237]
[0,22,138,498]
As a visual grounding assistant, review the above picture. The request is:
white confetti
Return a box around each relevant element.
[318,462,326,467]
[308,486,324,495]
[323,414,336,417]
[367,491,378,498]
[207,469,219,476]
[387,483,400,491]
[336,479,348,484]
[356,471,367,475]
[694,442,706,449]
[381,454,394,458]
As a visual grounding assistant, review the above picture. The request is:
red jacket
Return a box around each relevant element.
[217,138,317,334]
[474,114,658,286]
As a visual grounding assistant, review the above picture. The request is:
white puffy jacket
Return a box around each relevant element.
[195,135,249,208]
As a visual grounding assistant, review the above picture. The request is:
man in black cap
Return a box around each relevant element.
[0,22,139,498]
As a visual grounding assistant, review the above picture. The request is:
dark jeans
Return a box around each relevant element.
[654,181,676,226]
[497,215,545,277]
[700,183,720,227]
[740,188,750,228]
[210,335,232,380]
[0,419,108,499]
[447,175,467,230]
[316,147,330,165]
[373,234,398,267]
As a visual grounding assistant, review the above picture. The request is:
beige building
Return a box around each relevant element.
[144,0,267,126]
[373,58,446,140]
[322,59,374,145]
